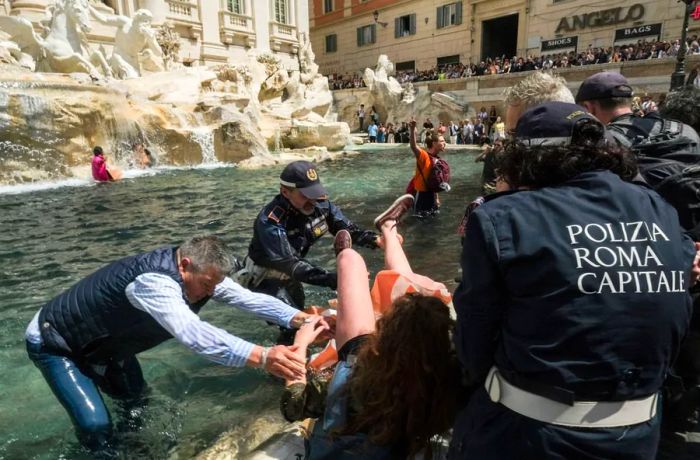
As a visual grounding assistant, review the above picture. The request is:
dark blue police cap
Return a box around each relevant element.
[575,71,634,103]
[280,160,328,200]
[515,101,602,146]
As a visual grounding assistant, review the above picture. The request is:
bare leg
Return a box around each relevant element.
[335,249,375,351]
[381,221,412,275]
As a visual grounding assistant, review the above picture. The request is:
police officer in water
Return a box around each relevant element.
[242,161,379,343]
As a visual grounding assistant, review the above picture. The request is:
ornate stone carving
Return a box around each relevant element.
[0,0,112,78]
[90,6,164,78]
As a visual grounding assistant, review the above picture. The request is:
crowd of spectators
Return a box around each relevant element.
[328,35,700,90]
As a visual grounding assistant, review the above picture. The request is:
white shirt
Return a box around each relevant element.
[25,274,300,367]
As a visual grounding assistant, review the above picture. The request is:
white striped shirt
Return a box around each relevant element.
[25,274,300,367]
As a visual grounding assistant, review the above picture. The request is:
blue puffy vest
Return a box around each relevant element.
[38,246,209,363]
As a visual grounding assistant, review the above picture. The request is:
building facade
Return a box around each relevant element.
[309,0,700,76]
[0,0,310,70]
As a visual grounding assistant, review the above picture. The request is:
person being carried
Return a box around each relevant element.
[408,117,448,216]
[25,235,320,453]
[244,161,379,344]
[299,195,461,459]
[280,195,454,423]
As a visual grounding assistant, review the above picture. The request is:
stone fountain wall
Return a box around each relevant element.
[0,3,351,185]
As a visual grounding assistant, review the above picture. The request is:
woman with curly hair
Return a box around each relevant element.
[450,101,698,459]
[305,195,462,459]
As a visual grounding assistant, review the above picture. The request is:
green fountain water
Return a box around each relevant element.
[0,147,482,459]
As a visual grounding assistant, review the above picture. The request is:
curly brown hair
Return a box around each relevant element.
[339,293,461,459]
[496,121,638,189]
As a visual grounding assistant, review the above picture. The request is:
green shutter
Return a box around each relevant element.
[395,17,400,38]
[456,2,463,25]
[437,6,443,29]
[409,13,416,35]
[371,24,376,44]
[357,27,362,47]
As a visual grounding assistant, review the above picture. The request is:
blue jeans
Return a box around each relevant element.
[26,341,146,451]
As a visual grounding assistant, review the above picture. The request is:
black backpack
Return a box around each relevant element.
[608,114,700,239]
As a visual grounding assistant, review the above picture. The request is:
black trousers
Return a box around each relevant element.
[254,278,305,344]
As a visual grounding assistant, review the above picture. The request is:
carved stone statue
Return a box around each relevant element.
[89,6,164,78]
[0,0,112,77]
[297,32,318,85]
[155,21,180,70]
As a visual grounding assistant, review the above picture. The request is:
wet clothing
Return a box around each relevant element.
[413,148,438,215]
[25,246,300,450]
[451,170,695,459]
[91,155,110,181]
[247,194,377,311]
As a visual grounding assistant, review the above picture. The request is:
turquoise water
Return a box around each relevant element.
[0,147,482,459]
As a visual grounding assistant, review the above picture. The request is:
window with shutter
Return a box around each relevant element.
[325,34,337,53]
[274,0,288,24]
[227,0,244,14]
[396,14,413,38]
[357,25,376,47]
[324,0,333,14]
[437,2,463,29]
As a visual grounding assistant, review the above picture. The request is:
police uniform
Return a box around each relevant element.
[244,161,377,341]
[450,103,696,459]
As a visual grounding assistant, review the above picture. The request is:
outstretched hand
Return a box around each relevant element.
[265,345,305,380]
[294,316,330,348]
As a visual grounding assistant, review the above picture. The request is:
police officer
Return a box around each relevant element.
[244,161,379,343]
[577,73,700,451]
[450,102,697,459]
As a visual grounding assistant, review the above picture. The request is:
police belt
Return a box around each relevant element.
[485,367,658,428]
[236,256,290,289]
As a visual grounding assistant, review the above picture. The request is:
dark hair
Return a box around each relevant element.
[340,293,460,458]
[425,131,443,150]
[594,96,632,110]
[93,146,103,155]
[660,86,700,133]
[144,148,152,156]
[497,124,637,189]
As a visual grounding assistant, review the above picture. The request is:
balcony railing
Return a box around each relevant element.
[219,11,253,32]
[218,10,255,47]
[270,21,296,39]
[165,0,202,39]
[166,0,198,22]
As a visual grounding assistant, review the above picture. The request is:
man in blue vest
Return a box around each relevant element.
[25,235,320,452]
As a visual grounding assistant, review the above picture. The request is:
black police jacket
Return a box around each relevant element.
[247,194,378,289]
[455,170,695,403]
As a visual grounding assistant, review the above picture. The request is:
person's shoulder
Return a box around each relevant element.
[258,196,289,224]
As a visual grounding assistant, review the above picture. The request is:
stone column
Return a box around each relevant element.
[296,0,309,38]
[254,0,270,51]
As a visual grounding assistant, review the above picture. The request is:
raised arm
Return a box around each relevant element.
[89,4,128,28]
[125,273,308,380]
[408,117,420,158]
